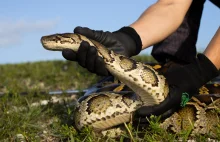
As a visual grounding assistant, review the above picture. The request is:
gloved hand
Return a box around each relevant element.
[62,26,142,76]
[135,54,219,119]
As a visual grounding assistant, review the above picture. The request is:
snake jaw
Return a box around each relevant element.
[41,35,63,51]
[41,34,81,51]
[40,36,50,50]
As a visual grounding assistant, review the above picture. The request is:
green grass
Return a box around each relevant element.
[0,55,219,141]
[0,60,100,93]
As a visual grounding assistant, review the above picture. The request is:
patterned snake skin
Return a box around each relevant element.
[41,33,219,137]
[81,75,220,138]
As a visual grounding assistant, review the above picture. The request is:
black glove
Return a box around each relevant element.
[62,26,142,76]
[135,54,219,118]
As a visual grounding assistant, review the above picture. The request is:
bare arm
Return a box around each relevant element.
[130,0,192,49]
[204,27,220,70]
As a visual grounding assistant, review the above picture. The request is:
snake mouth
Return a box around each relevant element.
[40,36,48,49]
[40,34,75,51]
[40,35,60,51]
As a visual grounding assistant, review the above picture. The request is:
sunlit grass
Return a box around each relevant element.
[0,55,219,141]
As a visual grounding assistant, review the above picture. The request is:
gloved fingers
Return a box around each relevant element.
[62,49,77,61]
[73,27,102,40]
[74,26,94,38]
[94,56,109,76]
[133,116,149,124]
[63,39,109,76]
[85,46,97,73]
[135,98,172,117]
[74,27,109,46]
[76,41,90,68]
[135,106,156,118]
[159,107,179,119]
[134,103,179,124]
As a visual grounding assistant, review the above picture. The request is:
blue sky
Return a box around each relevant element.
[0,0,219,64]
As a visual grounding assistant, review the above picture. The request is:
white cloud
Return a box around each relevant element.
[0,18,59,47]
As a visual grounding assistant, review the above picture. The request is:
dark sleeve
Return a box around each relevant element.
[210,0,220,8]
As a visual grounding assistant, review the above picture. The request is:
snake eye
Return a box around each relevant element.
[55,36,61,41]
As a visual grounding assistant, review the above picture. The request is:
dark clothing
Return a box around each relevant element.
[210,0,220,8]
[151,0,205,63]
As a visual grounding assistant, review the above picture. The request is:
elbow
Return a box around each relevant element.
[156,0,191,27]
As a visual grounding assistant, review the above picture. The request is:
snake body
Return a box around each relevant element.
[160,95,220,138]
[41,33,168,131]
[81,79,220,138]
[41,33,219,137]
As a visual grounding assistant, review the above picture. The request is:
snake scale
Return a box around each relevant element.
[41,33,219,137]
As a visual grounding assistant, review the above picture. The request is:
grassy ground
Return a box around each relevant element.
[0,55,219,141]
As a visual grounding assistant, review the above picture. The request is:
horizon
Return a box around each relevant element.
[0,0,219,64]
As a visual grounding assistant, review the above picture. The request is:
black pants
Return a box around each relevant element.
[151,0,206,64]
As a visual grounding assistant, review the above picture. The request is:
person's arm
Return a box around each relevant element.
[130,0,192,49]
[204,27,220,70]
[62,0,193,76]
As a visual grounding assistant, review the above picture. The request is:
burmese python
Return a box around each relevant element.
[82,73,220,138]
[160,94,220,138]
[41,33,220,137]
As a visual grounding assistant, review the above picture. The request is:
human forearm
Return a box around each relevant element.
[204,27,220,70]
[130,0,192,49]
